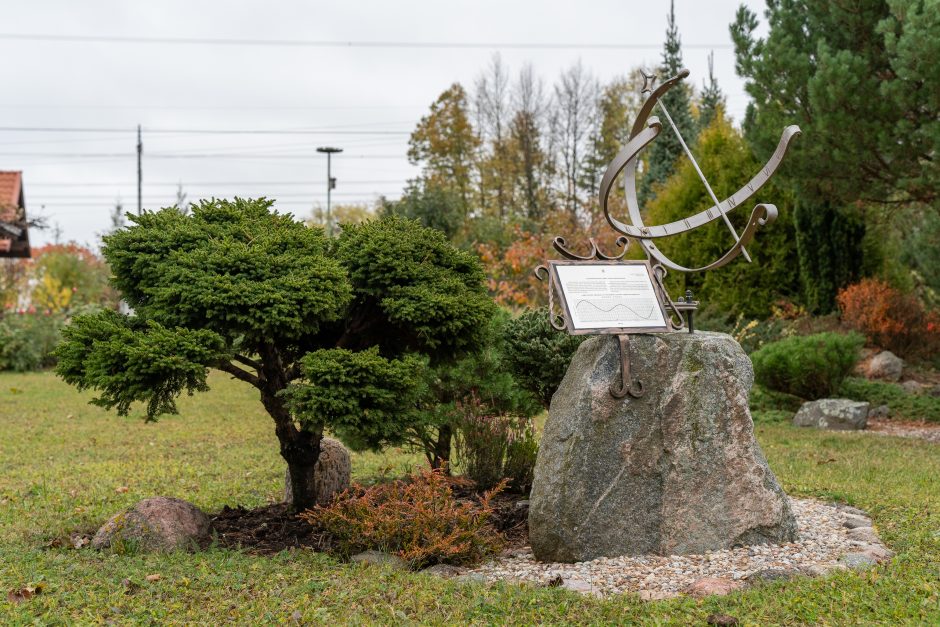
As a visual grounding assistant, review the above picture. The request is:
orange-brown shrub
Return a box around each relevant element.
[301,467,505,568]
[837,278,940,359]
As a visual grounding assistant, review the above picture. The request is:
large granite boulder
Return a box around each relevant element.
[793,399,869,430]
[92,497,210,552]
[284,437,352,507]
[529,332,797,562]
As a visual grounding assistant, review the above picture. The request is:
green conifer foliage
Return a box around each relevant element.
[55,199,494,510]
[639,0,696,205]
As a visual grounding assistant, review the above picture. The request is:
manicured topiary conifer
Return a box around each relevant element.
[55,198,494,510]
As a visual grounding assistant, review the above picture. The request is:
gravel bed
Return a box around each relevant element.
[466,498,888,598]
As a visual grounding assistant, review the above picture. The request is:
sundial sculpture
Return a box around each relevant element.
[536,68,801,399]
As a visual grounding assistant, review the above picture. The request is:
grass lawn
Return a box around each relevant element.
[2,370,940,624]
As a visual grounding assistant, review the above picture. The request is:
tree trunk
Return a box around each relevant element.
[256,341,323,512]
[429,423,453,473]
[280,429,323,511]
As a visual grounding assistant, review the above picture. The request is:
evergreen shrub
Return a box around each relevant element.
[751,332,864,399]
[501,308,585,409]
[304,467,504,568]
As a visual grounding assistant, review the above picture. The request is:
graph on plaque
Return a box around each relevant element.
[554,264,668,330]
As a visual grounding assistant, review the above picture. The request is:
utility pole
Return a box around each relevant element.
[316,146,342,236]
[136,124,143,215]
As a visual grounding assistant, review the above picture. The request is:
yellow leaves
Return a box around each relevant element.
[31,273,73,313]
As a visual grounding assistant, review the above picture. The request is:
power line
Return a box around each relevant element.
[2,152,407,159]
[28,180,409,187]
[0,126,410,136]
[0,32,733,50]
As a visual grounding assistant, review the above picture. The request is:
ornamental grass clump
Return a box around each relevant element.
[453,392,538,493]
[303,467,504,569]
[751,332,864,400]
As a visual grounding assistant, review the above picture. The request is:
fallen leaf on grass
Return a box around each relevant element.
[7,584,43,604]
[145,574,161,582]
[817,457,838,465]
[70,533,90,549]
[115,486,130,494]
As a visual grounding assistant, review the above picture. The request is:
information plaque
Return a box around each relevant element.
[548,260,670,335]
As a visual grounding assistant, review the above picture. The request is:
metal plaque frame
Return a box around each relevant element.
[548,260,671,335]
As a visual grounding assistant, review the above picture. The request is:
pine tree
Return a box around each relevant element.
[731,0,940,311]
[638,0,696,206]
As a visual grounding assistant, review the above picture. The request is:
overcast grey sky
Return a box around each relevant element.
[1,0,767,248]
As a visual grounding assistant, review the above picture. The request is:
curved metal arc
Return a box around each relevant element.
[598,65,801,276]
[629,68,689,140]
[552,236,630,261]
[639,203,778,273]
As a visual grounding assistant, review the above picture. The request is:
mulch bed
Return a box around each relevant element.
[207,503,330,554]
[206,491,530,556]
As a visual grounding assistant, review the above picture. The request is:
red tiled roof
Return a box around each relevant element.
[0,170,29,257]
[0,171,22,208]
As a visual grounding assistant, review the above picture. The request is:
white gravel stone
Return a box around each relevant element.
[466,498,890,598]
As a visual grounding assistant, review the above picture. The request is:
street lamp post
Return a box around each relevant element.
[316,146,343,237]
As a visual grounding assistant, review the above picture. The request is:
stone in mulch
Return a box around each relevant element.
[869,405,890,419]
[902,380,931,395]
[283,437,351,507]
[868,351,904,382]
[466,498,892,599]
[92,497,210,552]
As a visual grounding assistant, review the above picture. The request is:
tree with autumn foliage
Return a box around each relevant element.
[54,199,494,510]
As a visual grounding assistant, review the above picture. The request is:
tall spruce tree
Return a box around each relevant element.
[698,51,725,133]
[639,0,696,206]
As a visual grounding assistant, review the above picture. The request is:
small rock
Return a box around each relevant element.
[561,576,601,597]
[842,514,871,529]
[838,504,870,517]
[901,380,925,395]
[793,399,869,431]
[744,568,799,584]
[349,550,408,570]
[839,552,879,569]
[706,614,740,626]
[454,572,487,584]
[92,497,210,552]
[869,405,890,419]
[846,527,880,544]
[800,564,835,577]
[856,544,894,562]
[420,564,465,578]
[868,351,903,382]
[684,577,744,598]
